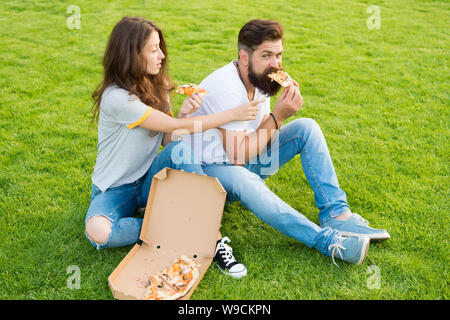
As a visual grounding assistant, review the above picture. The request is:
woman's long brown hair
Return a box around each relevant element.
[91,17,174,123]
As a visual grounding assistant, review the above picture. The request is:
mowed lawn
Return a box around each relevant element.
[0,0,448,300]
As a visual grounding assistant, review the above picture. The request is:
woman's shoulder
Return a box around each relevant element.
[102,84,128,100]
[101,84,138,108]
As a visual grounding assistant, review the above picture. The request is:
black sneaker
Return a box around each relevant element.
[213,237,247,279]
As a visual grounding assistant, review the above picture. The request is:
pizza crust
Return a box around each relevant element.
[176,84,208,97]
[267,71,295,87]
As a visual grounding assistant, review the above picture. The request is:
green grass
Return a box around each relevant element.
[0,0,448,300]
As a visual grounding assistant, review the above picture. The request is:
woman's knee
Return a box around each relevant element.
[85,215,112,245]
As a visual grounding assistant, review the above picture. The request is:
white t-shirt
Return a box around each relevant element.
[186,60,270,164]
[91,84,164,192]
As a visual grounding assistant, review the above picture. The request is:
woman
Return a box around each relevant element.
[85,17,256,278]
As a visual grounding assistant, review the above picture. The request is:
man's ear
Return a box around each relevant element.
[238,49,249,67]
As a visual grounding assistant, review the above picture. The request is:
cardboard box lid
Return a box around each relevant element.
[140,167,227,261]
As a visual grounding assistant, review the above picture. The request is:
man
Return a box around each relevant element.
[186,19,389,278]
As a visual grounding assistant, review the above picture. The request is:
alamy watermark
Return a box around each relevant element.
[66,5,81,30]
[366,5,381,30]
[366,265,381,289]
[67,265,81,289]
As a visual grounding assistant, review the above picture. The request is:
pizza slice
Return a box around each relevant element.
[267,71,295,87]
[141,255,200,300]
[176,84,208,97]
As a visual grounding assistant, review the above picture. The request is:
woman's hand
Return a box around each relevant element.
[230,99,265,121]
[177,93,203,118]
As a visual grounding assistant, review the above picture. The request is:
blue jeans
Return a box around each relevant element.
[85,140,203,250]
[202,118,349,256]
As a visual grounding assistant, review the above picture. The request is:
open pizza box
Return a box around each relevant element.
[108,167,226,300]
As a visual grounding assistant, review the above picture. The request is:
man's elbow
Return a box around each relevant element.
[221,132,247,165]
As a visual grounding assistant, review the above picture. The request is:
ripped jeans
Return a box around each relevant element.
[84,140,203,250]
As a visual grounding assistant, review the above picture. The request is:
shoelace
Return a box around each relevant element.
[328,238,346,267]
[353,213,369,226]
[216,237,236,266]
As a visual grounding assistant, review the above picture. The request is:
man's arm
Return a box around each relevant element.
[219,84,303,165]
[219,114,277,165]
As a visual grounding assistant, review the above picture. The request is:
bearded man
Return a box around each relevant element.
[185,19,389,278]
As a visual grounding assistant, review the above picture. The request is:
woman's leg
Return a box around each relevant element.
[86,141,204,250]
[85,183,142,250]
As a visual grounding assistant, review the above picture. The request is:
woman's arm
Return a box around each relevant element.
[141,97,263,136]
[161,105,191,146]
[161,94,200,146]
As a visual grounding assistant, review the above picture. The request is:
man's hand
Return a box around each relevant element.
[272,84,303,124]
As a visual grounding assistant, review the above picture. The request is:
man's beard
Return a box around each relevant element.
[247,60,282,97]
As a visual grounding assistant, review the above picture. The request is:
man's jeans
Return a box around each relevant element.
[202,118,349,256]
[84,140,203,250]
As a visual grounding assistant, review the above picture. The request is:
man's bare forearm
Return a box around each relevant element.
[227,111,285,165]
[223,84,303,165]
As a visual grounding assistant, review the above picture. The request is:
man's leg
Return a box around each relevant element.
[246,118,389,240]
[202,164,339,256]
[245,118,350,225]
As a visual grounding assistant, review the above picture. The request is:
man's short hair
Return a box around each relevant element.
[238,19,283,56]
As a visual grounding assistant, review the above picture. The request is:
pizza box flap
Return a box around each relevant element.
[140,167,226,262]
